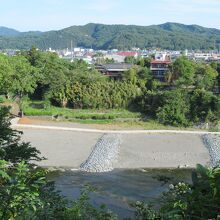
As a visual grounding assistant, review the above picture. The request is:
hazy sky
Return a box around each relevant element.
[0,0,220,31]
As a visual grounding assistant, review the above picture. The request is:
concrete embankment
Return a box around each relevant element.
[80,134,121,172]
[203,134,220,167]
[19,126,210,169]
[12,117,218,170]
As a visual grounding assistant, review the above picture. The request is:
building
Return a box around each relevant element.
[96,63,133,79]
[150,53,171,80]
[116,51,139,57]
[103,54,125,63]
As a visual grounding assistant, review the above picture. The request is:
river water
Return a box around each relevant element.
[49,168,193,219]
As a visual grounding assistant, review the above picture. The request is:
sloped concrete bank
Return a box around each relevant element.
[203,134,220,167]
[80,134,121,172]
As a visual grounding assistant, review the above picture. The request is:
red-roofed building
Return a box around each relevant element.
[150,53,171,80]
[116,51,139,57]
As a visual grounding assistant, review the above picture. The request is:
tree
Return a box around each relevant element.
[0,54,13,98]
[0,160,47,220]
[122,68,138,84]
[156,90,189,126]
[8,55,38,116]
[0,106,43,163]
[195,64,218,90]
[210,62,220,87]
[190,89,220,123]
[172,56,196,86]
[124,56,136,64]
[136,57,151,68]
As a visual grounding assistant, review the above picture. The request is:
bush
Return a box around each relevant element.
[133,164,220,220]
[0,96,4,103]
[190,89,220,123]
[0,106,43,163]
[156,90,189,127]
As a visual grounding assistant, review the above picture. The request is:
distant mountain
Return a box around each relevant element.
[0,26,20,36]
[0,22,220,50]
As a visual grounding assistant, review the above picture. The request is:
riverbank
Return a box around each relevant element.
[18,125,210,169]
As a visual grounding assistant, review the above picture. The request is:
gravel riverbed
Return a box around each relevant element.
[203,134,220,167]
[80,133,122,172]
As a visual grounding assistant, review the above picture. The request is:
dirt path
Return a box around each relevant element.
[13,122,220,134]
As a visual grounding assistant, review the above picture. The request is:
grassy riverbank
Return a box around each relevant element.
[20,100,210,131]
[23,100,141,120]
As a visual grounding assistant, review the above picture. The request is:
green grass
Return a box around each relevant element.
[22,100,209,130]
[23,100,141,120]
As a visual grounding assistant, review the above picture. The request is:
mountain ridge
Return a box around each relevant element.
[0,26,20,36]
[0,22,220,50]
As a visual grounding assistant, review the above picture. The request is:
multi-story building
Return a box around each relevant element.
[96,63,133,79]
[150,53,171,80]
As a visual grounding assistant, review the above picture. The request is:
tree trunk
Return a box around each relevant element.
[61,99,68,108]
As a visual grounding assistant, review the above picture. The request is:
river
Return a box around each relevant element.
[49,168,193,219]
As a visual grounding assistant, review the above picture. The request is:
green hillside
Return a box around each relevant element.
[0,22,220,50]
[0,26,20,36]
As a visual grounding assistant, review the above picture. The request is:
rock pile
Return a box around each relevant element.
[80,133,121,172]
[203,134,220,167]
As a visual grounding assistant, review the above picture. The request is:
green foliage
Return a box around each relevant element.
[195,64,218,90]
[9,55,38,96]
[0,96,5,103]
[122,68,138,84]
[173,57,196,86]
[0,54,13,96]
[67,80,140,109]
[190,89,220,123]
[156,90,189,127]
[132,202,159,220]
[136,90,164,117]
[0,160,47,219]
[124,56,136,64]
[0,49,219,127]
[1,23,220,50]
[0,106,43,163]
[133,164,220,220]
[60,185,117,220]
[23,101,141,120]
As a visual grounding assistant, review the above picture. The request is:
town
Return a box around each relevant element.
[1,44,220,81]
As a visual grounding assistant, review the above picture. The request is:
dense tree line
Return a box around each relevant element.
[0,48,219,127]
[0,22,220,50]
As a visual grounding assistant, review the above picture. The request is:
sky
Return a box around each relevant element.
[0,0,220,31]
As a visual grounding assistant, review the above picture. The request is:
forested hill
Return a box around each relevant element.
[0,22,220,50]
[0,27,20,36]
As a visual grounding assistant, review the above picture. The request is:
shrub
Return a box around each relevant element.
[133,164,220,220]
[156,90,189,127]
[190,89,220,123]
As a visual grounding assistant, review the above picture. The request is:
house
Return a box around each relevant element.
[150,53,171,80]
[116,51,139,57]
[96,63,133,79]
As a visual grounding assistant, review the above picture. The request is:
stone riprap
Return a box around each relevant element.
[80,133,121,172]
[203,134,220,167]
